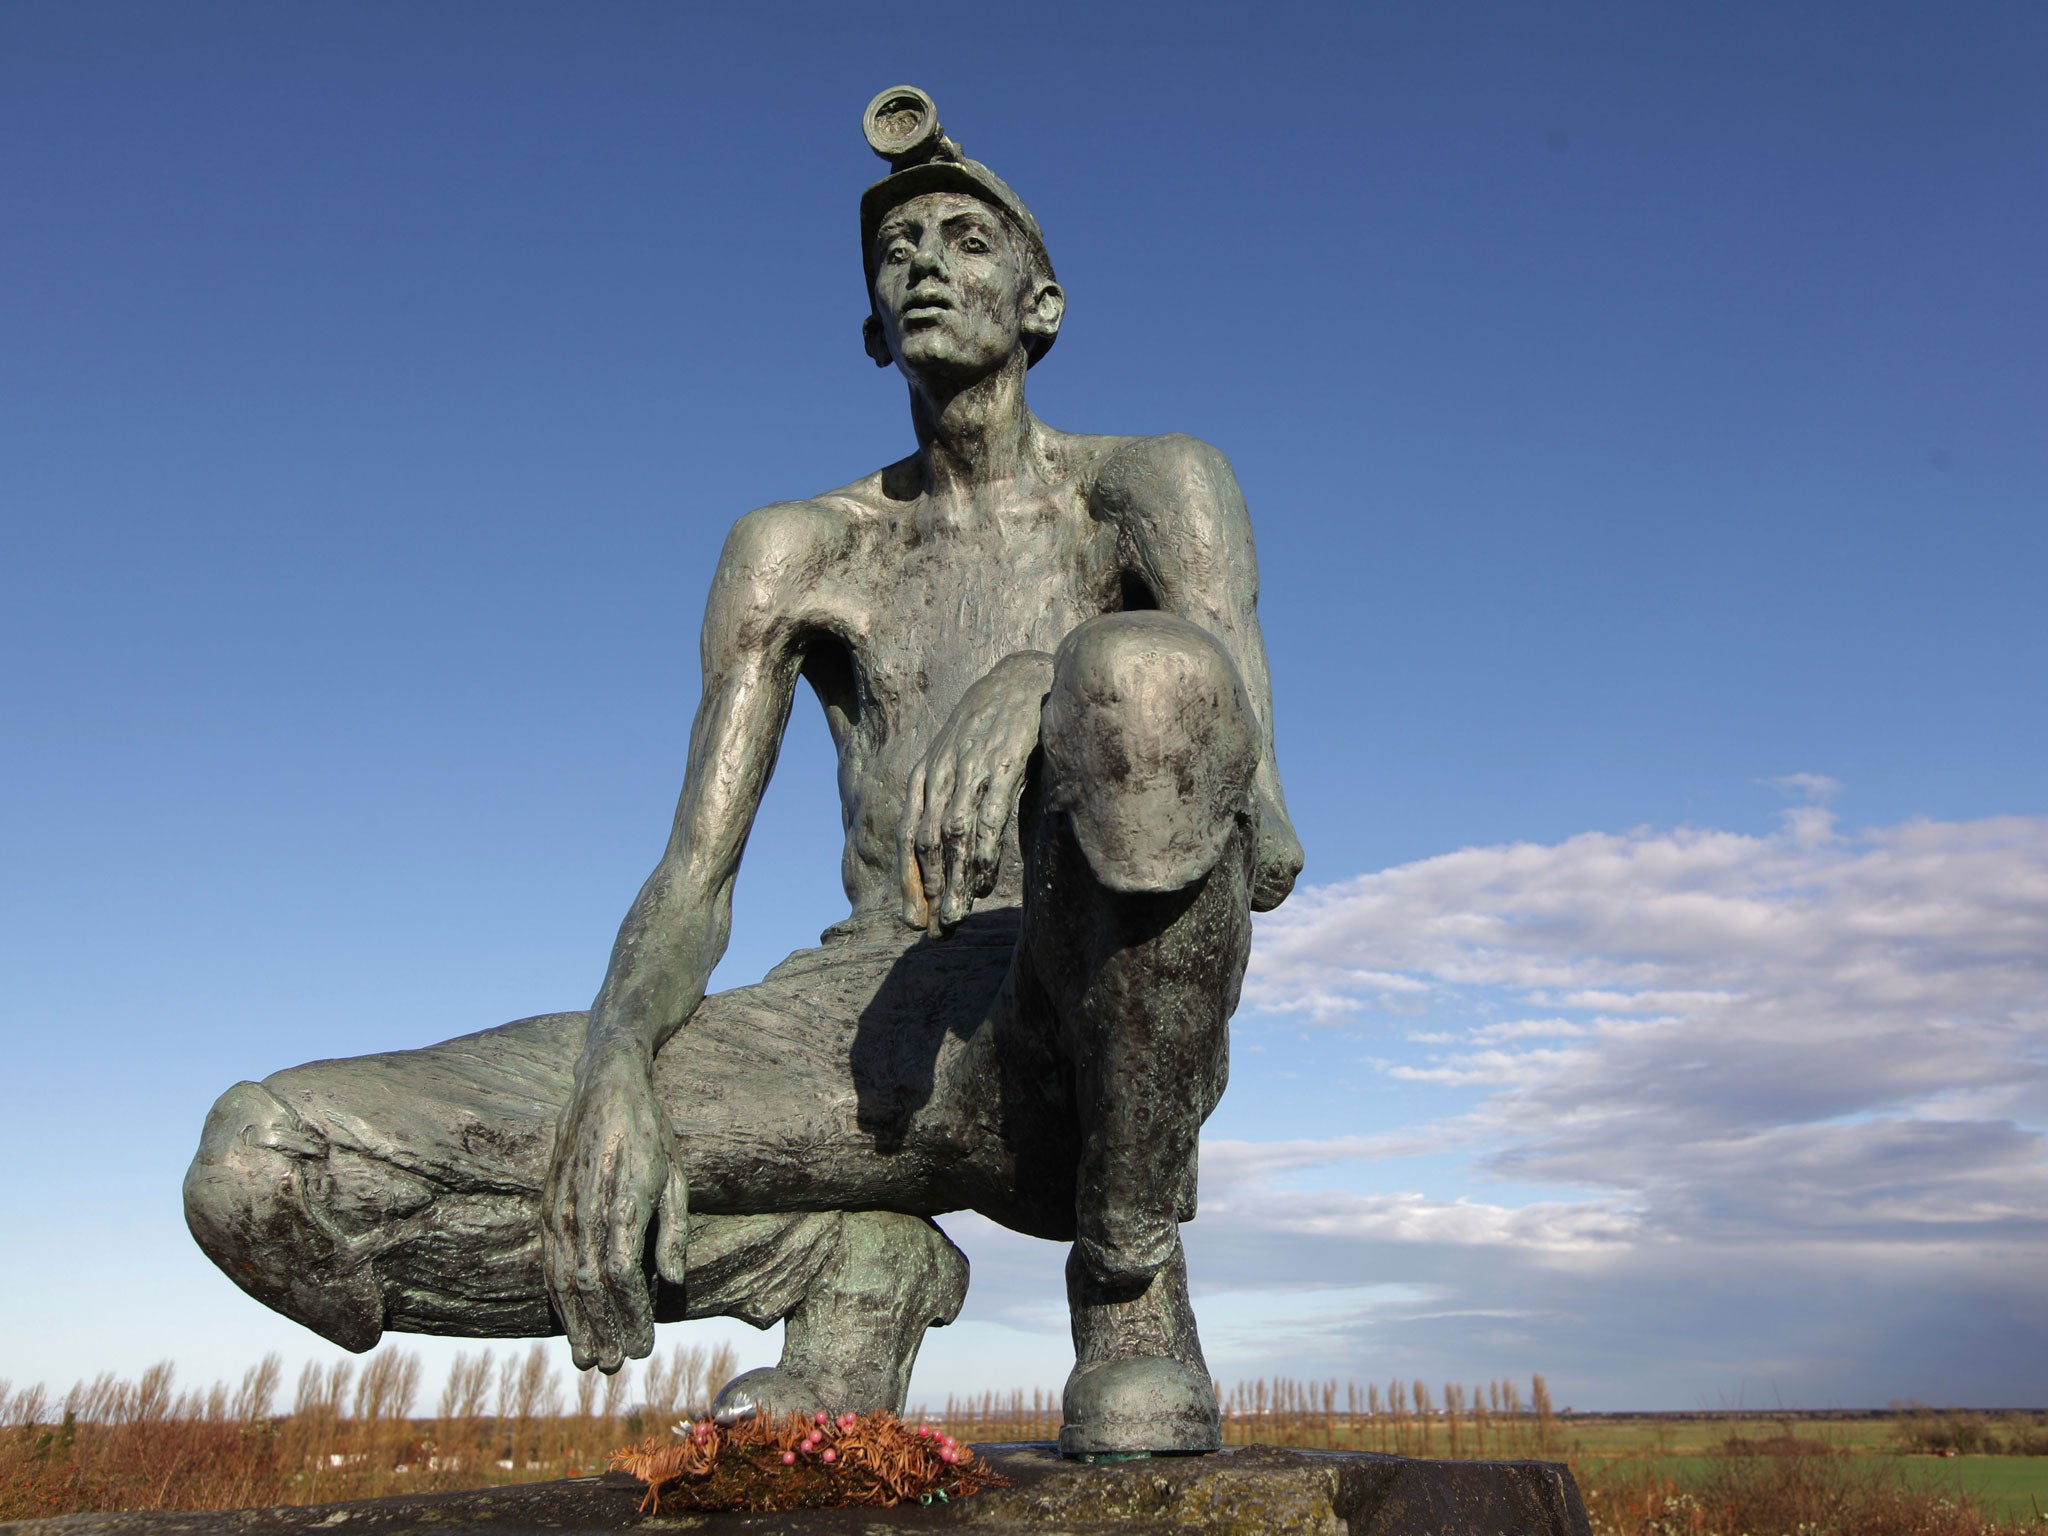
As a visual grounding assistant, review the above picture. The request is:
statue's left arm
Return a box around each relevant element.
[1096,434,1304,910]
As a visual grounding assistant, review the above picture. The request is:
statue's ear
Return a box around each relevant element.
[862,314,893,369]
[1023,281,1065,347]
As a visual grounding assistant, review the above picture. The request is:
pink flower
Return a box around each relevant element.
[780,1451,796,1465]
[821,1449,837,1463]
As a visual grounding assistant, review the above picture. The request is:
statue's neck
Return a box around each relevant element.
[908,352,1036,499]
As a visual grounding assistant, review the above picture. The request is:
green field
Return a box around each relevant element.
[1893,1458,2048,1524]
[1549,1416,2048,1526]
[1564,1454,2047,1524]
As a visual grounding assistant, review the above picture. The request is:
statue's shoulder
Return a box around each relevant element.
[716,481,878,583]
[1083,432,1245,524]
[810,454,925,521]
[1097,430,1236,489]
[729,456,918,547]
[712,463,919,603]
[706,499,860,632]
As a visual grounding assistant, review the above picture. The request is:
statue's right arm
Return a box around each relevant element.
[542,501,825,1373]
[583,504,820,1063]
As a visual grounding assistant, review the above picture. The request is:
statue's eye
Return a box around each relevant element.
[961,235,989,253]
[884,242,913,264]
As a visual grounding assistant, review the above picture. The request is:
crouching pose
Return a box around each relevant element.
[185,87,1302,1457]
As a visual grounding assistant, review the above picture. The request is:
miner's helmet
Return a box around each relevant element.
[859,85,1059,367]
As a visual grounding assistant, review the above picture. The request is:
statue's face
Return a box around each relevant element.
[870,191,1050,383]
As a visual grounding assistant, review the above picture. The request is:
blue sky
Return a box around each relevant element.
[3,1,2044,1414]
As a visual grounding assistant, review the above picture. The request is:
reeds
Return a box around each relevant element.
[916,1373,1564,1460]
[0,1340,733,1521]
[3,1360,2033,1534]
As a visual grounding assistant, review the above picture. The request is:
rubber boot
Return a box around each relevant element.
[1058,1237,1220,1456]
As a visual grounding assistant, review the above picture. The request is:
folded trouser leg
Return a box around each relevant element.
[1037,844,1251,1289]
[667,1202,970,1410]
[185,1027,964,1412]
[697,1211,968,1419]
[772,1212,967,1412]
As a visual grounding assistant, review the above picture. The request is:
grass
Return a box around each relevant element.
[0,1342,737,1521]
[3,1355,2043,1533]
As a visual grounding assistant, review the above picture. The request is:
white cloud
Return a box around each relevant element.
[1203,1184,1647,1254]
[1200,1132,1454,1182]
[1186,808,2048,1404]
[1473,1017,1590,1041]
[1766,772,1844,803]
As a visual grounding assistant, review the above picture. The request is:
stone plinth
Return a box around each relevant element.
[2,1444,1592,1535]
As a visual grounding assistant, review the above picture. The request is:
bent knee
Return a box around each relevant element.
[184,1081,327,1260]
[185,1081,386,1352]
[1051,613,1247,723]
[1043,613,1257,892]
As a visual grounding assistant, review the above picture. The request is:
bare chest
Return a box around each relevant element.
[815,493,1123,739]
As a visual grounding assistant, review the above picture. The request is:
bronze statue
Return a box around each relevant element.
[185,86,1302,1457]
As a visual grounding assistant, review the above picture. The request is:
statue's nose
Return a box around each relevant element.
[908,240,949,284]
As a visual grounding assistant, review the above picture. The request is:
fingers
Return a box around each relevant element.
[542,1169,603,1372]
[914,713,1039,933]
[916,752,958,936]
[542,1105,661,1374]
[897,759,931,930]
[967,781,1011,902]
[654,1157,690,1287]
[600,1182,656,1364]
[908,677,1043,935]
[936,760,992,929]
[955,721,1033,916]
[541,1183,597,1372]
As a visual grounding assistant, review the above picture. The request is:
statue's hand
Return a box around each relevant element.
[540,1045,689,1372]
[899,650,1056,936]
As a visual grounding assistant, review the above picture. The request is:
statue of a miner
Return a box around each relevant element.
[187,87,1304,1457]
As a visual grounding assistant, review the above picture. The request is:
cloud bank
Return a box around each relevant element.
[1163,806,2048,1405]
